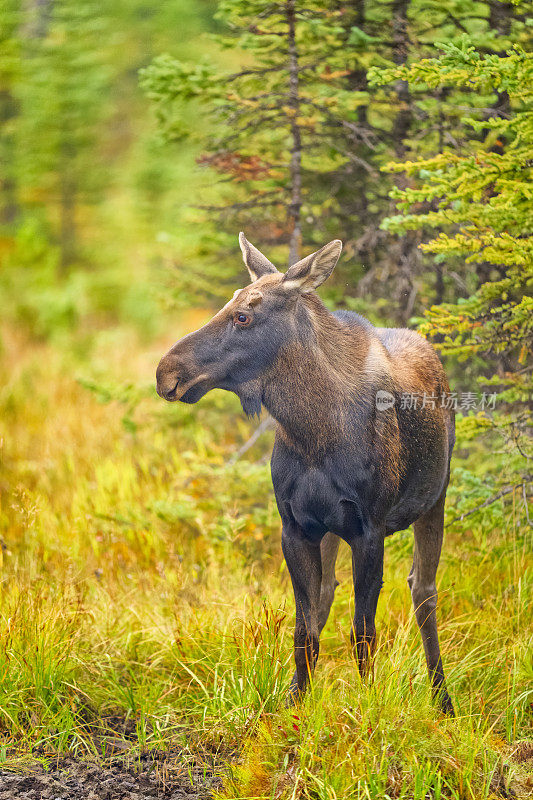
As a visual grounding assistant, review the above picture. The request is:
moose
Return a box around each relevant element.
[156,234,455,715]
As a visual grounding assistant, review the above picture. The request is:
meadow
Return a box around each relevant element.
[0,0,531,797]
[0,308,531,799]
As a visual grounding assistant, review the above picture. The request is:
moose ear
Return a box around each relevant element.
[282,240,342,293]
[239,232,279,282]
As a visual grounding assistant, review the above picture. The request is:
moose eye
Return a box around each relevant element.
[234,312,251,327]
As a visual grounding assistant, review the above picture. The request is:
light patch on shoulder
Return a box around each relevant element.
[364,336,390,377]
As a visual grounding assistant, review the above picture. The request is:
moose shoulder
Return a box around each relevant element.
[156,234,455,715]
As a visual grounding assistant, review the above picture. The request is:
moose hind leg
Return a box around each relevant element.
[410,490,454,715]
[282,525,322,701]
[318,532,341,634]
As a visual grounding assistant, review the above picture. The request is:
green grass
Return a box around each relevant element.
[0,320,531,798]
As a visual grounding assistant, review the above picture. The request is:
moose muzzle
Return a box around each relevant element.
[156,345,211,403]
[156,351,182,400]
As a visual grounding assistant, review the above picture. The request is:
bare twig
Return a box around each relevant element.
[300,98,377,148]
[446,474,533,526]
[523,482,532,526]
[229,416,275,465]
[226,62,319,83]
[194,189,285,214]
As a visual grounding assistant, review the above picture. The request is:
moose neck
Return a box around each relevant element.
[261,295,372,458]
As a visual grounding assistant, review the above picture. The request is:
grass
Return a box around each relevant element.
[0,318,531,799]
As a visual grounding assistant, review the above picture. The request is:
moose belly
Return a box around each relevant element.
[288,468,364,542]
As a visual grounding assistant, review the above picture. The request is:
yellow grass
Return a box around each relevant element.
[0,320,531,798]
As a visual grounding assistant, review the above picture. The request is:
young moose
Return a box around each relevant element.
[156,234,455,715]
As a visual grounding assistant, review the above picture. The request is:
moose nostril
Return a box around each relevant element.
[157,380,179,400]
[156,370,180,400]
[156,350,188,400]
[166,379,180,397]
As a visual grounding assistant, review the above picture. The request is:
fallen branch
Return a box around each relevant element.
[229,416,275,465]
[446,474,532,526]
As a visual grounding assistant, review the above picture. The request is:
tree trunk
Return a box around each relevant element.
[390,0,419,325]
[391,0,411,155]
[476,1,513,288]
[348,0,370,237]
[489,0,513,38]
[59,140,77,272]
[487,1,512,135]
[0,90,19,225]
[23,0,51,39]
[286,0,302,267]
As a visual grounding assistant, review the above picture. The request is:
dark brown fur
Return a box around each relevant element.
[156,235,455,714]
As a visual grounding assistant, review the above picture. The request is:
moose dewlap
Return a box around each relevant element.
[156,233,455,715]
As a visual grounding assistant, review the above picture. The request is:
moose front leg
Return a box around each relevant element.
[282,524,322,701]
[350,532,384,676]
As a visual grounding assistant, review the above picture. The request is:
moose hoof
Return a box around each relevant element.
[437,690,455,717]
[286,675,303,707]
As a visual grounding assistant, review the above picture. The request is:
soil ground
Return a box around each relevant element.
[0,750,223,800]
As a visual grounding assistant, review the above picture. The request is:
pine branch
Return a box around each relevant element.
[226,62,319,82]
[195,194,285,214]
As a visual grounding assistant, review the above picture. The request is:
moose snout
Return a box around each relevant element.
[156,345,210,402]
[156,353,181,401]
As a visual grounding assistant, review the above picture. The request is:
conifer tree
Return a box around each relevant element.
[142,0,376,269]
[142,0,527,321]
[371,39,532,498]
[16,0,111,271]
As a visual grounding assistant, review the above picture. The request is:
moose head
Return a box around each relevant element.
[156,233,342,417]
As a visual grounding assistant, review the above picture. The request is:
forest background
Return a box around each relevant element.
[0,1,531,798]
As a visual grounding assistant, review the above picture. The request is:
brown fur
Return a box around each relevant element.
[156,235,456,715]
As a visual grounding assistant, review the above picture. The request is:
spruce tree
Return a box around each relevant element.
[16,0,111,271]
[142,0,528,322]
[370,39,532,502]
[142,0,374,270]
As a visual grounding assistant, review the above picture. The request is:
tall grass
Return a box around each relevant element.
[0,321,531,797]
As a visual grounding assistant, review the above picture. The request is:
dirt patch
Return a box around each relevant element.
[512,741,533,765]
[0,750,224,800]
